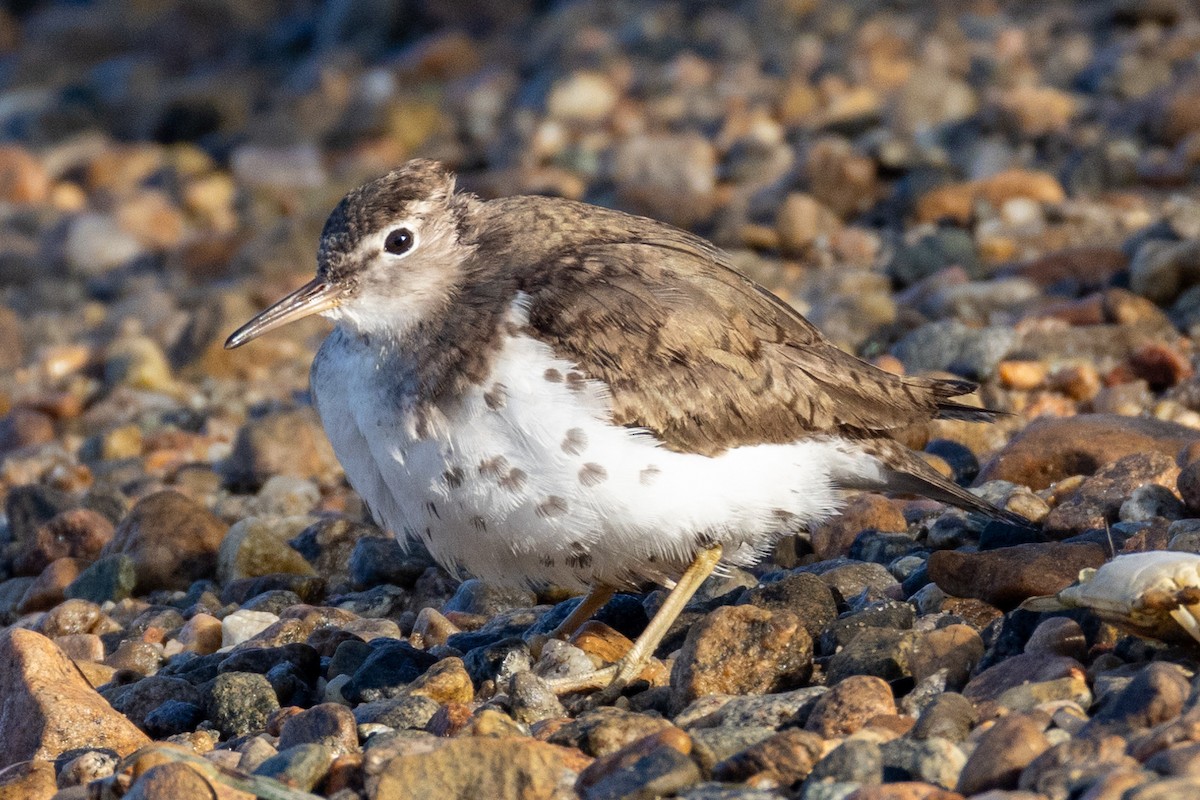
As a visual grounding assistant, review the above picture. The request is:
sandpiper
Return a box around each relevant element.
[226,159,1022,699]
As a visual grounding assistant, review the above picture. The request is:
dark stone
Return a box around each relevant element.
[221,574,326,604]
[328,584,406,618]
[353,695,440,729]
[342,639,440,703]
[889,227,983,287]
[64,554,137,604]
[328,638,373,679]
[738,571,838,641]
[252,743,333,792]
[911,693,977,742]
[348,537,433,590]
[525,592,648,642]
[205,671,280,738]
[462,636,532,687]
[241,589,303,616]
[219,644,321,684]
[818,600,916,656]
[925,439,980,485]
[978,520,1048,550]
[808,738,883,784]
[1088,662,1190,731]
[142,700,205,738]
[278,703,358,756]
[824,627,913,685]
[109,675,203,730]
[4,484,74,546]
[158,652,225,685]
[441,578,536,616]
[849,531,919,565]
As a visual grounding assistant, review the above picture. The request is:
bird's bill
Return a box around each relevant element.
[224,277,343,349]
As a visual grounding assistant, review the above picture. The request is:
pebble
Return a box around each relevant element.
[18,557,85,612]
[911,694,977,743]
[372,737,589,800]
[0,629,148,768]
[978,414,1200,490]
[670,605,813,711]
[825,627,914,685]
[713,728,825,785]
[739,571,838,641]
[205,671,280,738]
[63,554,137,604]
[962,654,1085,704]
[612,133,717,229]
[580,729,702,799]
[549,707,676,758]
[811,739,884,785]
[812,495,909,561]
[14,508,114,576]
[277,703,359,756]
[225,408,342,488]
[101,491,226,593]
[64,213,146,276]
[217,515,317,583]
[220,609,280,648]
[253,743,334,791]
[927,543,1108,609]
[878,737,966,790]
[956,714,1051,794]
[915,169,1066,225]
[805,676,897,737]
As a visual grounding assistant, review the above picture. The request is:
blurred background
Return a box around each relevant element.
[1,0,1199,520]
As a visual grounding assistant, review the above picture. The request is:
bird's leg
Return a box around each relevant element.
[546,545,723,700]
[529,584,616,657]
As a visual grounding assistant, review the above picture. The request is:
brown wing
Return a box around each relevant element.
[519,229,991,457]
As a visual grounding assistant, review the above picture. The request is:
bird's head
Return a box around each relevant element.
[225,159,477,349]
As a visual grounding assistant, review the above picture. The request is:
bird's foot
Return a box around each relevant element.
[543,663,619,697]
[542,651,658,708]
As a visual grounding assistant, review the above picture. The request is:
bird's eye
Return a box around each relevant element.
[384,227,415,255]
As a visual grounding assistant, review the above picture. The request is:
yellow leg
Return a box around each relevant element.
[546,545,723,700]
[530,584,616,657]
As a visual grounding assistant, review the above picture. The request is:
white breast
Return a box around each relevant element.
[312,295,874,590]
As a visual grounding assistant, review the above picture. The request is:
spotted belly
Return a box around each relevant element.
[312,299,869,591]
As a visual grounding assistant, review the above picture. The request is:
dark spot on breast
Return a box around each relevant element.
[544,368,563,383]
[484,382,507,410]
[640,465,661,485]
[539,554,556,568]
[772,508,796,522]
[536,496,569,518]
[423,527,432,541]
[499,467,527,492]
[504,321,521,337]
[471,516,487,531]
[479,455,509,478]
[425,501,440,519]
[414,407,434,439]
[562,428,588,455]
[579,463,608,487]
[566,541,592,569]
[565,371,586,392]
[695,532,718,548]
[443,467,464,489]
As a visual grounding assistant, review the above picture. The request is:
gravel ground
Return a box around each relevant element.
[5,1,1200,798]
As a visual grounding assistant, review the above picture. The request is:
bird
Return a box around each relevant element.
[226,158,1024,700]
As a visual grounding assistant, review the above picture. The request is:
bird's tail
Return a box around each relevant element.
[845,437,1031,527]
